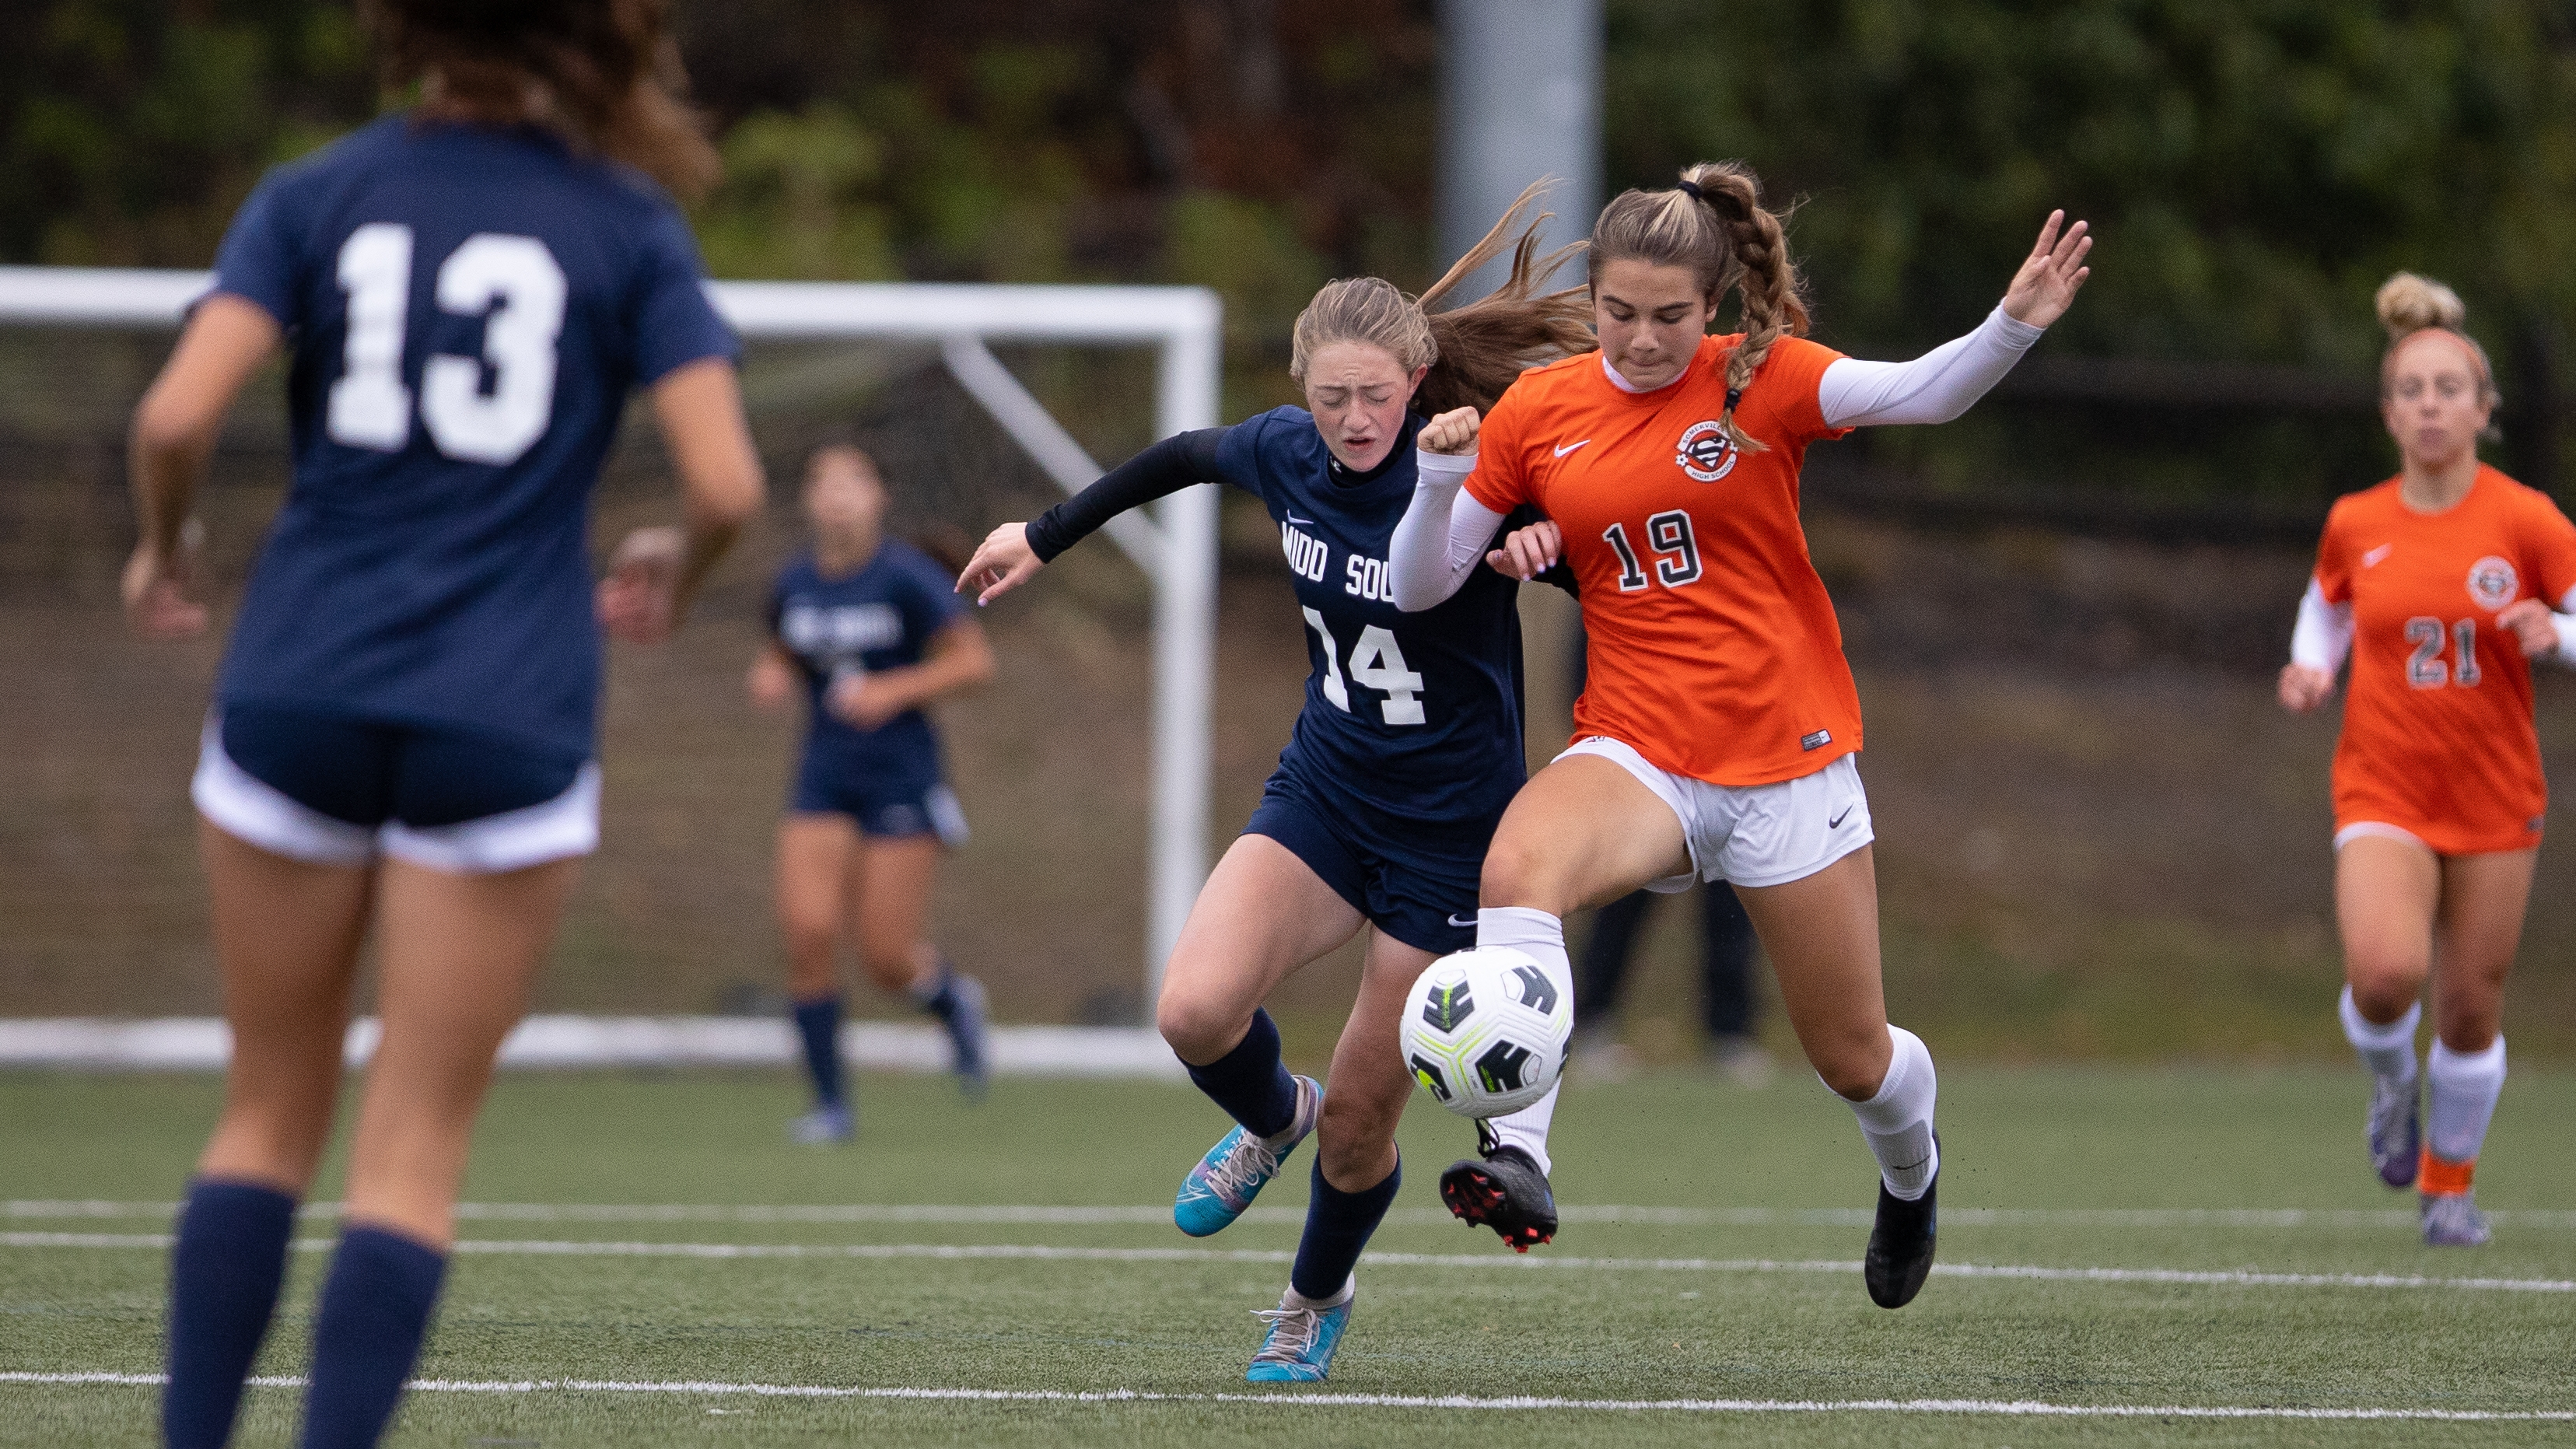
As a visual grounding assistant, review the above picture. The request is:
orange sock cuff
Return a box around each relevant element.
[2418,1148,2476,1197]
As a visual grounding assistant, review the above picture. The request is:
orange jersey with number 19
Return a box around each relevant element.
[2314,466,2576,855]
[1464,334,1856,786]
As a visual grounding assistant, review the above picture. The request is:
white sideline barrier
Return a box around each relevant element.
[0,1017,1185,1080]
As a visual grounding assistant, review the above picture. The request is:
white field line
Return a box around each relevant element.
[12,1199,2575,1230]
[0,1371,2567,1422]
[6,1231,2569,1294]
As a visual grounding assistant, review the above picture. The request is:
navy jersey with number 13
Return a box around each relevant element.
[208,114,738,761]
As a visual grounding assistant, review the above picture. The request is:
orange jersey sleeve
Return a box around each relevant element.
[2311,497,2356,605]
[2514,484,2576,609]
[1461,372,1537,515]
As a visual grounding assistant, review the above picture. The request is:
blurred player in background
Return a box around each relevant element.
[748,443,996,1141]
[2277,273,2576,1248]
[118,2,761,1444]
[1395,163,2090,1310]
[956,187,1587,1381]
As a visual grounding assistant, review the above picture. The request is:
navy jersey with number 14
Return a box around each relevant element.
[1215,406,1530,854]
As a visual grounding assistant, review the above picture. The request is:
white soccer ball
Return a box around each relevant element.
[1399,947,1572,1118]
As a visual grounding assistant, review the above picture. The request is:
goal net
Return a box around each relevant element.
[0,267,1218,1070]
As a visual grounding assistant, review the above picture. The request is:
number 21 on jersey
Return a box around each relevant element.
[1302,608,1425,725]
[327,222,565,466]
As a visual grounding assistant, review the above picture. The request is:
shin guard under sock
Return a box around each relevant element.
[1290,1155,1402,1302]
[1843,1025,1940,1201]
[164,1178,299,1449]
[299,1226,446,1449]
[1183,1007,1298,1139]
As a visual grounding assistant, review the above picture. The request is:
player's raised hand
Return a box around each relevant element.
[2277,662,2336,712]
[1487,519,1563,581]
[597,525,685,643]
[957,522,1042,607]
[121,518,208,639]
[2001,210,2092,328]
[2495,597,2561,658]
[1419,406,1481,456]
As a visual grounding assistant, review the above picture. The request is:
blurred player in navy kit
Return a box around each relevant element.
[749,444,996,1141]
[122,2,763,1443]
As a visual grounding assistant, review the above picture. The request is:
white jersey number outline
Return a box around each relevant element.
[1301,608,1426,726]
[325,225,567,466]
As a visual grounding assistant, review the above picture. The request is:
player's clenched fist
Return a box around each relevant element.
[1419,406,1480,455]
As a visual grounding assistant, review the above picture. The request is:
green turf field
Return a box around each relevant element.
[2,1065,2571,1447]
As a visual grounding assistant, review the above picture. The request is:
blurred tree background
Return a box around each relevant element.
[5,0,2574,506]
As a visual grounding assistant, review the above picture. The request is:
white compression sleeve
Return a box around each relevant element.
[2290,580,2354,674]
[1815,305,2045,429]
[1389,448,1507,612]
[2340,986,2420,1083]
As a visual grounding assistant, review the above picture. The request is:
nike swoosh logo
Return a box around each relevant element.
[1286,513,1315,526]
[1890,1153,1933,1173]
[2363,544,2392,568]
[1447,914,1478,929]
[1554,439,1591,458]
[1828,806,1855,829]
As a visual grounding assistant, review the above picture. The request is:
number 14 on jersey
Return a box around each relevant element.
[1302,608,1425,725]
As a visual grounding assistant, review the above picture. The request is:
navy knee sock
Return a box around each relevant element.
[164,1178,299,1449]
[791,994,845,1109]
[299,1226,446,1449]
[1183,1008,1297,1139]
[1290,1154,1401,1302]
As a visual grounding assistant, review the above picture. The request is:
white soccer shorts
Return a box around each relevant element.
[1556,735,1874,891]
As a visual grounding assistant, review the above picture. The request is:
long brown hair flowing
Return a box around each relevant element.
[1289,181,1594,418]
[364,0,721,201]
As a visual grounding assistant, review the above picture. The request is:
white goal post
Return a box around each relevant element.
[0,265,1223,1018]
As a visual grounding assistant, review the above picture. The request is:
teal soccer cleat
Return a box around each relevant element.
[1244,1279,1353,1383]
[1173,1076,1321,1237]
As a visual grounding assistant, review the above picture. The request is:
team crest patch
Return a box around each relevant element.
[1675,419,1738,482]
[2467,555,2519,611]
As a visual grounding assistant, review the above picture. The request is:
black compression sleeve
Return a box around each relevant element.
[1024,427,1230,562]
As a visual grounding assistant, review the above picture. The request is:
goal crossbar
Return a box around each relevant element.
[0,266,1221,1017]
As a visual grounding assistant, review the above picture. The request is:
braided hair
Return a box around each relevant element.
[1587,162,1809,453]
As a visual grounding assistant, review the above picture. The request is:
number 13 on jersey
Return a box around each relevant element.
[1302,608,1426,725]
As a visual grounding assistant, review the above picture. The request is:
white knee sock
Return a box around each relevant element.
[2340,987,2420,1083]
[1473,907,1573,1175]
[1841,1025,1939,1201]
[2425,1036,2506,1165]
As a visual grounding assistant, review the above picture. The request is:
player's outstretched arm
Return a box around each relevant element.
[124,294,281,639]
[957,426,1232,607]
[1815,212,2094,431]
[603,359,766,644]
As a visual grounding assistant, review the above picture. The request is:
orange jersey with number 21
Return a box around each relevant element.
[1465,334,1855,786]
[2313,466,2576,855]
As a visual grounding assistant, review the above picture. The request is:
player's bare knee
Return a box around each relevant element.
[1155,990,1241,1063]
[858,942,916,992]
[2344,958,2425,1023]
[1477,835,1558,912]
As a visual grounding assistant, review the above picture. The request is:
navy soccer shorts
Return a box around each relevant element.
[1244,768,1482,957]
[790,745,968,846]
[194,704,597,873]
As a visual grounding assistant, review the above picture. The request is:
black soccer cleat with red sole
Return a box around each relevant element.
[1439,1143,1558,1253]
[1863,1151,1938,1309]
